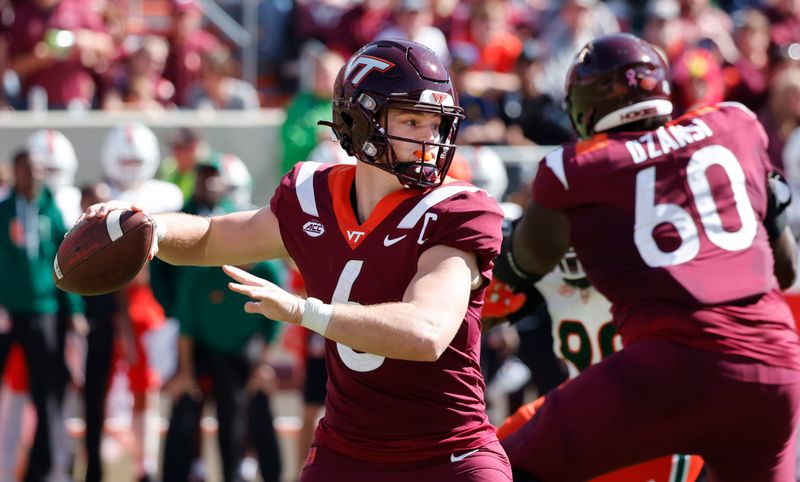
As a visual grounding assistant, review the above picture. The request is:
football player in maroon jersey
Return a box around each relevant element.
[495,33,800,482]
[82,40,511,481]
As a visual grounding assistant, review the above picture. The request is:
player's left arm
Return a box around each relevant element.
[329,244,478,361]
[224,244,479,362]
[771,228,796,289]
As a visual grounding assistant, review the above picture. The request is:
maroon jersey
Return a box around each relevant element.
[270,162,503,463]
[533,102,800,374]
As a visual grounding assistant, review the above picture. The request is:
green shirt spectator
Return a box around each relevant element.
[175,261,283,354]
[0,187,83,315]
[157,127,209,202]
[280,91,333,177]
[279,47,345,177]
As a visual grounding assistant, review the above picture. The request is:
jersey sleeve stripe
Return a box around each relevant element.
[544,147,569,190]
[717,101,757,119]
[397,185,480,229]
[296,161,322,217]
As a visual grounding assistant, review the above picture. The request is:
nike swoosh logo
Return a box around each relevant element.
[450,449,479,463]
[383,234,407,247]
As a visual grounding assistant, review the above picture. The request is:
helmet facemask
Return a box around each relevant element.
[327,93,463,189]
[557,248,591,289]
[320,39,465,189]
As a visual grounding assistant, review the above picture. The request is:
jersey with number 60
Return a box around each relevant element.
[270,162,503,463]
[532,102,800,372]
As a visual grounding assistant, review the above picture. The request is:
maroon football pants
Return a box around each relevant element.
[502,339,800,482]
[300,440,512,481]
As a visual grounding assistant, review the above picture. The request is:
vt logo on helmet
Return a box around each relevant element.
[344,56,396,85]
[319,40,465,189]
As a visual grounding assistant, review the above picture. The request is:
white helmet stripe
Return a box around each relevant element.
[594,99,673,133]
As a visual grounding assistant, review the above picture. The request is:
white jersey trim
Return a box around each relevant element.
[397,185,481,229]
[718,101,757,120]
[544,147,568,190]
[296,162,322,217]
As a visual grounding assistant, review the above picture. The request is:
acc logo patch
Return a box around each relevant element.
[303,221,325,238]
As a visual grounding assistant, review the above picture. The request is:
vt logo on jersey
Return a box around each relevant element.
[347,229,366,245]
[345,55,395,85]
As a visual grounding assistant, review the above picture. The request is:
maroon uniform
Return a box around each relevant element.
[532,102,800,374]
[270,162,505,464]
[502,103,800,481]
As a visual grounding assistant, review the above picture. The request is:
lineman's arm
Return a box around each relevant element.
[495,201,570,289]
[771,227,796,290]
[225,244,481,362]
[765,171,797,289]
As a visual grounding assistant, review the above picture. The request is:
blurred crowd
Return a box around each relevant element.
[0,0,798,173]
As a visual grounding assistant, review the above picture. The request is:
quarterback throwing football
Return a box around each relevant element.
[83,40,511,481]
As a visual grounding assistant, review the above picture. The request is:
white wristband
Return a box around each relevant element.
[153,216,167,243]
[301,297,333,336]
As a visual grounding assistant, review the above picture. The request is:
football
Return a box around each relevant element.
[53,210,155,295]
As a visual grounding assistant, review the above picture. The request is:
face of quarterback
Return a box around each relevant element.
[385,108,443,166]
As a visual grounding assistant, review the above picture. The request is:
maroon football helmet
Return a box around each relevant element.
[565,33,673,138]
[320,40,465,188]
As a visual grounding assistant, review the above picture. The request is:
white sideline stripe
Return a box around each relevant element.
[397,185,480,229]
[106,210,124,242]
[296,162,321,217]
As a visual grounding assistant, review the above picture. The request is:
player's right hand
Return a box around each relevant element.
[79,200,143,221]
[79,201,159,260]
